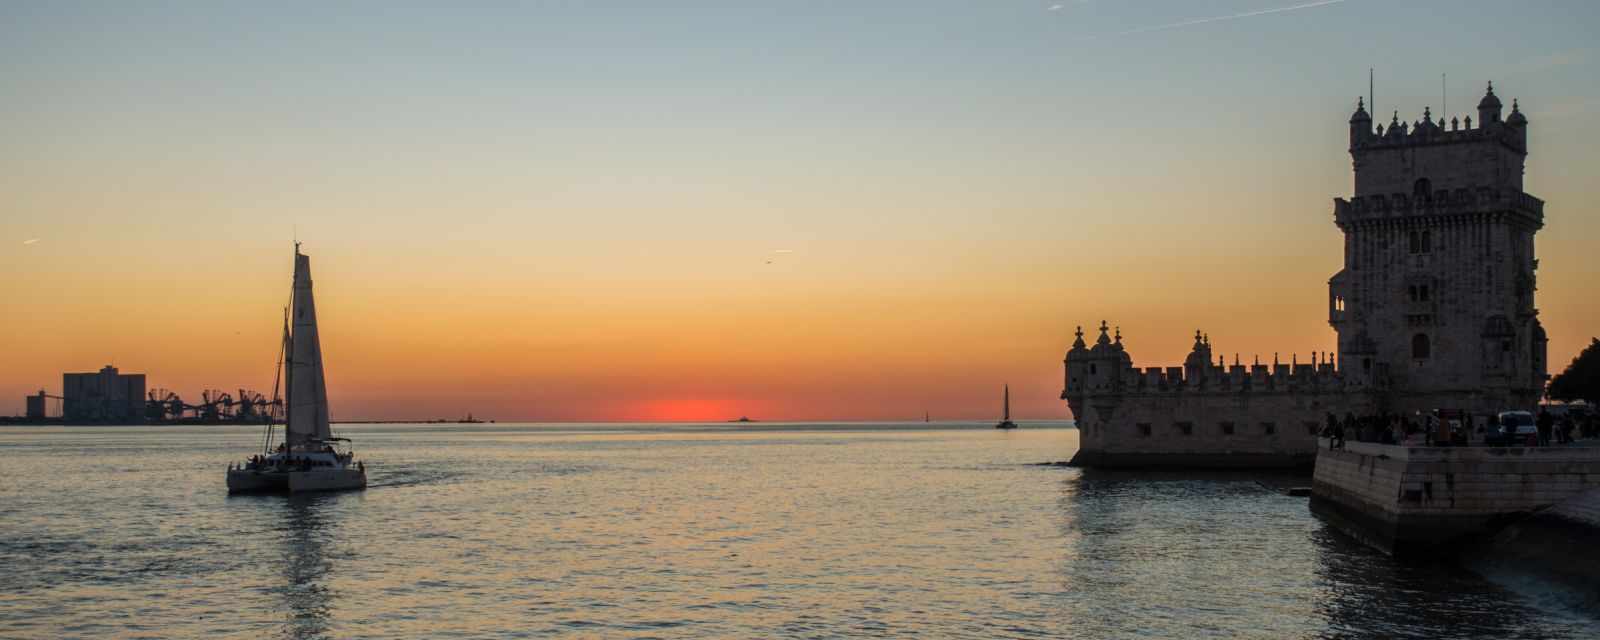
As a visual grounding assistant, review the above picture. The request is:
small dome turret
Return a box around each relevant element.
[1349,97,1371,124]
[1415,107,1439,134]
[1477,82,1502,110]
[1385,111,1405,140]
[1478,81,1503,124]
[1507,99,1527,126]
[1089,320,1114,355]
[1348,97,1373,145]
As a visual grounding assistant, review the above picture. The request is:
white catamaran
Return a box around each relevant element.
[227,245,367,494]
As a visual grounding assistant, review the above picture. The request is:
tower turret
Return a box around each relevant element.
[1506,98,1527,126]
[1506,98,1528,148]
[1183,329,1213,385]
[1477,81,1503,126]
[1349,97,1372,146]
[1063,325,1089,397]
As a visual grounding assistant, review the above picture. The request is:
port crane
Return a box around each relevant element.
[145,388,278,424]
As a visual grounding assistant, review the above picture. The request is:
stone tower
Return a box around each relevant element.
[1328,83,1547,413]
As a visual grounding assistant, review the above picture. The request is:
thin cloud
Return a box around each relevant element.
[1049,4,1065,10]
[22,238,40,245]
[1538,97,1599,120]
[773,249,794,254]
[1098,0,1348,38]
[1493,49,1588,77]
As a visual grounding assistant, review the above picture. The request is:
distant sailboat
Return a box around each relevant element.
[227,245,367,494]
[995,384,1017,429]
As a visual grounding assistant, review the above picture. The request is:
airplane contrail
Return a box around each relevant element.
[1103,0,1348,38]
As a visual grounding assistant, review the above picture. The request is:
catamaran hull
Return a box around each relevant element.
[226,469,365,494]
[227,469,289,493]
[288,469,366,493]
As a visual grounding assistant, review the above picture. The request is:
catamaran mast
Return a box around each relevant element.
[264,307,290,455]
[1003,385,1010,422]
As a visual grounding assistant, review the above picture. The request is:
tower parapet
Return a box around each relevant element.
[1348,83,1529,195]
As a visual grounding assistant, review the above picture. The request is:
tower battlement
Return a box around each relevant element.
[1063,323,1357,399]
[1351,116,1526,151]
[1347,83,1529,196]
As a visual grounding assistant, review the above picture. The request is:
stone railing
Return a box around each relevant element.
[1334,187,1544,221]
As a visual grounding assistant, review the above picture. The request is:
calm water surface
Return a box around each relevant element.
[2,423,1594,639]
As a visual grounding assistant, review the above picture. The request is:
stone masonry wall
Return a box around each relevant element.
[1310,440,1600,554]
[1072,390,1372,468]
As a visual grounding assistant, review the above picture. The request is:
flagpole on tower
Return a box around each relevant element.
[1369,68,1375,121]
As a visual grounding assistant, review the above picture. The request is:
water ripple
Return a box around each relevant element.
[1,424,1595,639]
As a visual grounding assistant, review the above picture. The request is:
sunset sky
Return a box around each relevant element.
[3,1,1598,421]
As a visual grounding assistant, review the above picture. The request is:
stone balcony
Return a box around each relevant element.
[1333,188,1544,226]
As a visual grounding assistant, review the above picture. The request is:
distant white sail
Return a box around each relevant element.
[286,248,332,446]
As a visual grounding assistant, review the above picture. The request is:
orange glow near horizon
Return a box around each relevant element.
[2,222,1598,422]
[636,399,748,423]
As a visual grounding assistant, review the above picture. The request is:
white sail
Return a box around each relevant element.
[286,247,332,447]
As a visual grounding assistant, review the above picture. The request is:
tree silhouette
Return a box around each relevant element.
[1548,338,1600,405]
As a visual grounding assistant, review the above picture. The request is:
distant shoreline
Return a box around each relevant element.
[1,419,1078,428]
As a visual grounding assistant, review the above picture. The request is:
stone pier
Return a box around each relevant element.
[1309,439,1600,556]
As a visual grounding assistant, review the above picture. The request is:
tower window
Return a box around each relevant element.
[1420,285,1430,301]
[1412,334,1431,359]
[1414,178,1432,198]
[1220,421,1235,435]
[1409,230,1433,254]
[1137,423,1152,437]
[1408,285,1418,301]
